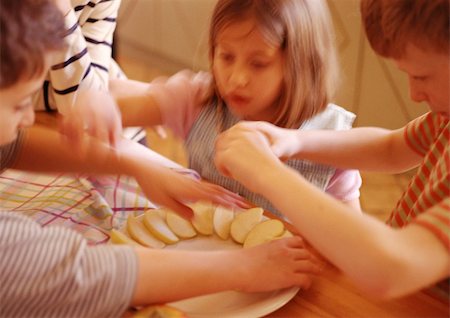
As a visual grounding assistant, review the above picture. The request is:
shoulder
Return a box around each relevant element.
[405,112,449,155]
[300,103,356,130]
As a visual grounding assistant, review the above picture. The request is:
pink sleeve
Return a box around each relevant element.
[325,169,362,202]
[148,70,212,140]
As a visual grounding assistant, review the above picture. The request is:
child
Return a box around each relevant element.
[34,0,143,144]
[214,0,449,299]
[0,1,319,316]
[112,0,362,217]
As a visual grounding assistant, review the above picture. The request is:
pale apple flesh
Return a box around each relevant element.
[190,201,215,235]
[243,219,285,248]
[166,211,197,239]
[127,215,166,249]
[143,210,180,244]
[230,207,264,243]
[213,206,235,240]
[133,304,187,318]
[110,229,142,246]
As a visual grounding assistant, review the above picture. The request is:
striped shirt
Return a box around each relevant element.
[0,135,138,317]
[387,112,450,249]
[33,0,124,114]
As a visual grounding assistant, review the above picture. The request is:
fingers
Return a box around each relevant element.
[164,200,194,220]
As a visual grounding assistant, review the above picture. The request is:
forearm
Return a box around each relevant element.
[110,79,163,127]
[255,163,446,298]
[12,126,130,175]
[293,127,420,173]
[132,249,239,305]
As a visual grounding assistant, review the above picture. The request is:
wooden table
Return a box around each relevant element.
[263,214,449,317]
[266,264,449,317]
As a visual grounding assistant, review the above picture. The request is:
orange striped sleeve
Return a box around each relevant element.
[413,198,450,250]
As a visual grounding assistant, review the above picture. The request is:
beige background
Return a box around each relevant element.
[115,0,428,129]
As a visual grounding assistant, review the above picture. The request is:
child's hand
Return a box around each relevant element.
[134,165,248,219]
[235,236,322,292]
[215,123,282,193]
[59,89,122,151]
[234,121,301,160]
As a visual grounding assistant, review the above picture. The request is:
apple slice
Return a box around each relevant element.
[243,219,285,248]
[230,207,264,243]
[143,210,179,244]
[109,229,142,246]
[127,215,165,248]
[213,206,235,240]
[166,211,197,239]
[277,230,294,239]
[134,304,187,318]
[190,201,215,235]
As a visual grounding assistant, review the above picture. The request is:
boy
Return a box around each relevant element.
[215,0,449,299]
[0,1,319,316]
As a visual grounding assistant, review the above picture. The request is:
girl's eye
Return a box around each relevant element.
[251,61,269,69]
[220,54,233,63]
[412,75,427,81]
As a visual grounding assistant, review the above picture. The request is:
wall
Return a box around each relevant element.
[116,0,428,129]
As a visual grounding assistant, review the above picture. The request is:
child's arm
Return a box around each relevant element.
[109,78,164,127]
[11,126,245,217]
[131,237,319,304]
[215,126,449,299]
[240,121,422,173]
[111,71,212,138]
[48,0,120,114]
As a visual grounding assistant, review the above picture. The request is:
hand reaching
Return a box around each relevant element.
[59,89,123,152]
[215,123,282,193]
[234,121,302,160]
[134,165,249,219]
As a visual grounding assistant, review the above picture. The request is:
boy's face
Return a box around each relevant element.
[0,76,42,145]
[394,44,449,117]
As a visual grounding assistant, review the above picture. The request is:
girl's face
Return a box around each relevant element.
[213,18,284,122]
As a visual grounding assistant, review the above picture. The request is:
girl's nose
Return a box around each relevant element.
[229,67,249,88]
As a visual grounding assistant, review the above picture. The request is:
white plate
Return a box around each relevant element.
[122,217,299,318]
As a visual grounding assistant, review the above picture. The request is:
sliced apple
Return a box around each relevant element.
[277,230,294,239]
[127,215,165,248]
[143,210,179,244]
[166,211,197,239]
[110,229,142,246]
[230,207,264,243]
[213,206,235,240]
[243,219,285,248]
[133,304,187,318]
[190,201,215,235]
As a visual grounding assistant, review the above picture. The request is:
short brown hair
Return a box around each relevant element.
[361,0,449,58]
[208,0,339,129]
[0,0,66,89]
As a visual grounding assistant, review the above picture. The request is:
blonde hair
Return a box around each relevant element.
[207,0,339,128]
[361,0,449,58]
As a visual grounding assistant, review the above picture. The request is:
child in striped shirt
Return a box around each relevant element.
[0,1,320,316]
[215,0,449,300]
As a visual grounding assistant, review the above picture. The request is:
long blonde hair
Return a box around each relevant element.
[207,0,339,128]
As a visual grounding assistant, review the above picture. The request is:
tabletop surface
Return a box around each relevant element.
[268,265,449,317]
